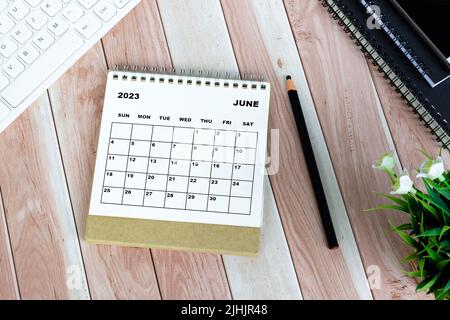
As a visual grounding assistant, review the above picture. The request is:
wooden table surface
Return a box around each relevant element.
[0,0,443,300]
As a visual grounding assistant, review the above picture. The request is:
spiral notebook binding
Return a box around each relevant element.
[362,0,430,73]
[110,65,267,90]
[320,0,450,149]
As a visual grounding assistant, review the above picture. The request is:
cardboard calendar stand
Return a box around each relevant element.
[86,70,270,256]
[86,216,260,255]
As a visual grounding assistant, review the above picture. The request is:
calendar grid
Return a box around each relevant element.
[248,133,259,215]
[101,122,258,216]
[227,130,239,214]
[120,124,134,205]
[103,186,254,198]
[162,127,175,208]
[184,129,197,210]
[105,154,256,165]
[105,137,257,149]
[100,123,115,202]
[110,121,258,134]
[141,125,155,206]
[100,198,253,215]
[205,129,218,212]
[104,170,254,182]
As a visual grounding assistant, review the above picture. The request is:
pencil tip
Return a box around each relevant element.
[286,75,292,80]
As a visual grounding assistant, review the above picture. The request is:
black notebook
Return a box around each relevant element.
[320,0,450,148]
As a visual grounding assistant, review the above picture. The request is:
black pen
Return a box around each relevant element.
[286,75,339,249]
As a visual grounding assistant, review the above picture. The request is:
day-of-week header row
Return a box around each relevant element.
[117,113,255,127]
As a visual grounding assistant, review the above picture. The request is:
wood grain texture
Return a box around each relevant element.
[0,190,19,299]
[284,0,429,299]
[158,0,302,300]
[48,43,161,299]
[0,0,437,300]
[101,0,232,299]
[0,96,89,299]
[221,0,363,299]
[223,177,303,299]
[247,0,372,299]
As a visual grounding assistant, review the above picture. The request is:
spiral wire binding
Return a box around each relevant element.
[320,0,450,149]
[110,65,268,90]
[361,0,430,75]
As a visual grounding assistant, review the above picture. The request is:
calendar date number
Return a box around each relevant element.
[117,92,140,99]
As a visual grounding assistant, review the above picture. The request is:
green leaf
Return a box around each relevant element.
[439,226,450,240]
[435,280,450,300]
[418,149,434,159]
[392,225,417,247]
[423,179,449,213]
[366,204,410,213]
[416,227,444,237]
[417,259,425,278]
[442,279,450,294]
[422,242,439,261]
[409,211,421,234]
[435,290,449,300]
[396,223,413,231]
[427,179,450,201]
[440,239,450,250]
[416,197,440,221]
[404,271,422,277]
[402,252,419,263]
[379,193,409,208]
[416,273,441,293]
[436,259,450,270]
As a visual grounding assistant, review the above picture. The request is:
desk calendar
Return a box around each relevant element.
[86,69,271,255]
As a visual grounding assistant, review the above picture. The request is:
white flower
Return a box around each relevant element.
[416,156,445,181]
[391,171,415,195]
[373,152,396,174]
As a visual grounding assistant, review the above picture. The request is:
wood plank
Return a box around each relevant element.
[101,0,231,299]
[251,0,372,299]
[48,43,161,299]
[0,189,20,299]
[158,0,302,299]
[284,0,430,299]
[223,177,303,299]
[221,0,363,299]
[153,250,231,300]
[0,96,89,299]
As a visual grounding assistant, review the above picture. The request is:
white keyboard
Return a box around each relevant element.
[0,0,141,133]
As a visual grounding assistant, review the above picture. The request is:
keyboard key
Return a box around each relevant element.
[25,0,43,6]
[0,73,9,90]
[77,0,98,9]
[0,38,18,58]
[3,58,25,78]
[8,1,30,20]
[11,24,33,44]
[0,100,10,122]
[2,30,84,107]
[62,2,83,22]
[47,16,68,36]
[114,0,130,9]
[41,0,63,16]
[33,30,54,49]
[0,14,15,34]
[0,0,7,11]
[74,13,101,38]
[94,0,116,22]
[26,9,48,30]
[17,44,40,64]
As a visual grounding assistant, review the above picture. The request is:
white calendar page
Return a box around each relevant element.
[89,71,270,228]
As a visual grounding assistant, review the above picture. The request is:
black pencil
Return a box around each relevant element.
[286,75,339,249]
